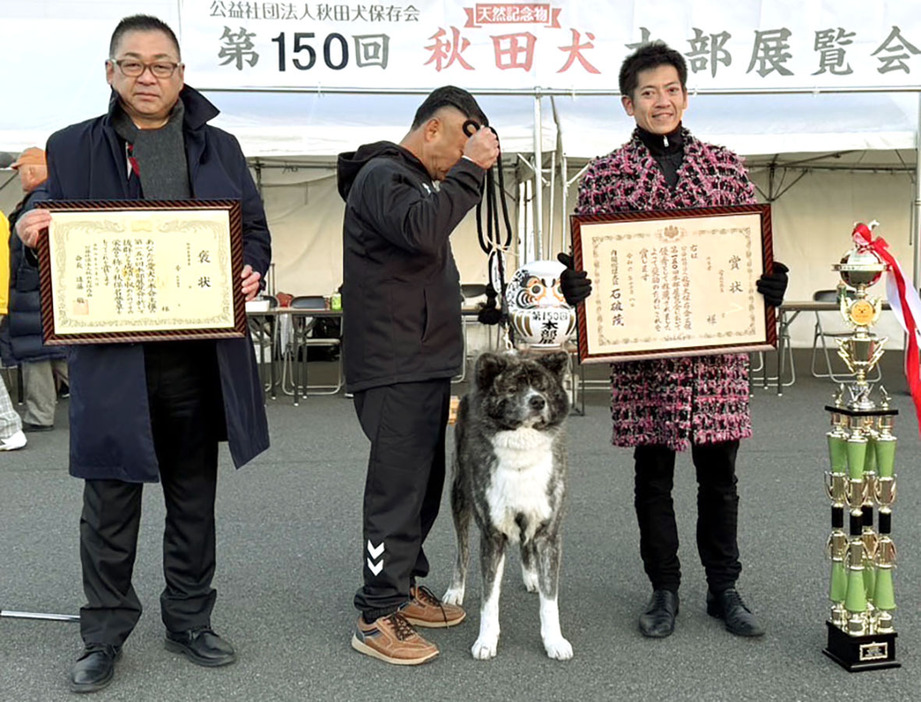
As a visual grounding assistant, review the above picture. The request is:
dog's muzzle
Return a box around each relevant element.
[522,390,551,427]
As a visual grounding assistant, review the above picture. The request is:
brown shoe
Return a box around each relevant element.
[351,612,439,665]
[402,585,466,628]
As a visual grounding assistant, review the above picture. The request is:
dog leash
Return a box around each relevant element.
[463,120,513,326]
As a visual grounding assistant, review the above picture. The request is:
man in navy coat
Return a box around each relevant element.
[15,15,271,693]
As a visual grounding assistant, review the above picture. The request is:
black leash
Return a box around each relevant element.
[463,120,513,326]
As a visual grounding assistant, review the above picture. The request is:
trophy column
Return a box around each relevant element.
[822,225,900,672]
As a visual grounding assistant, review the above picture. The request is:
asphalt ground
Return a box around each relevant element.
[2,351,921,701]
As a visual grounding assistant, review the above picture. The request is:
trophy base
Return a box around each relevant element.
[824,622,900,672]
[824,405,898,418]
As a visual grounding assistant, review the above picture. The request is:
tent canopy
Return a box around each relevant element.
[2,0,920,160]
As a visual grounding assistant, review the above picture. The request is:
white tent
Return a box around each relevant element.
[2,0,920,349]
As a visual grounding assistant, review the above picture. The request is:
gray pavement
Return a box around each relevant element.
[2,352,920,701]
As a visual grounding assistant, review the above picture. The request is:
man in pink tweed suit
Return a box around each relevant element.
[562,42,788,639]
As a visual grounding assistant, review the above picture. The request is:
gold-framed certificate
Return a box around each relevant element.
[570,204,776,364]
[38,200,245,345]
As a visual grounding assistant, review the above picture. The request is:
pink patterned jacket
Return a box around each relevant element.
[575,127,756,451]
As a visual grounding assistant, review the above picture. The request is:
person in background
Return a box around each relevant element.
[14,15,271,693]
[561,41,788,641]
[0,210,26,451]
[1,147,68,433]
[338,86,499,665]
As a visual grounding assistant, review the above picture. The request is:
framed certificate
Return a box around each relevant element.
[570,203,776,364]
[38,200,245,345]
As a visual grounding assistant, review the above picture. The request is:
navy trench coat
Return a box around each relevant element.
[30,86,271,481]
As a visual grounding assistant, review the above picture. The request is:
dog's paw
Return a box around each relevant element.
[471,636,499,660]
[521,569,539,593]
[442,587,465,605]
[543,636,573,661]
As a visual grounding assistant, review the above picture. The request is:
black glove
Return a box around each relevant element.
[557,252,592,306]
[756,261,789,307]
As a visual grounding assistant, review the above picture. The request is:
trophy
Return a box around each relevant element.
[823,222,900,671]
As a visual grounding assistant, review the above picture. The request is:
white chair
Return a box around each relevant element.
[286,295,342,404]
[247,294,277,395]
[750,305,796,393]
[0,361,22,404]
[455,283,490,383]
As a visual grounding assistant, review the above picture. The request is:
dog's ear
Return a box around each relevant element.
[475,352,508,391]
[536,350,570,380]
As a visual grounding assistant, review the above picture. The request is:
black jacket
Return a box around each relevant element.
[337,142,484,392]
[0,192,68,365]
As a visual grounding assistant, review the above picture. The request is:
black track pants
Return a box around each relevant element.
[352,379,450,620]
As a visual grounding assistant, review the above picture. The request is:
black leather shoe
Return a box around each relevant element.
[638,589,679,638]
[70,644,120,693]
[707,588,765,637]
[165,627,236,667]
[22,422,53,432]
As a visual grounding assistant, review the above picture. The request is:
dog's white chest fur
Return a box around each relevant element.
[486,428,555,542]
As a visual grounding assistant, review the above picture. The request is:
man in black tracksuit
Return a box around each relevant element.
[337,86,499,665]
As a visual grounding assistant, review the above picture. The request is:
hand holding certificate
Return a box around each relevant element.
[570,204,776,363]
[38,200,245,345]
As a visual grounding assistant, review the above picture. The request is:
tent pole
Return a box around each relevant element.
[532,93,543,264]
[549,95,564,257]
[561,150,568,252]
[548,144,556,258]
[914,92,921,292]
[518,180,528,265]
[904,92,921,376]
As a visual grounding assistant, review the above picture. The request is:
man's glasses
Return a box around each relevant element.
[110,58,183,79]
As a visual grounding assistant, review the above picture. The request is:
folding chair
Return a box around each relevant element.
[455,283,489,383]
[246,294,277,396]
[288,295,342,404]
[0,361,23,404]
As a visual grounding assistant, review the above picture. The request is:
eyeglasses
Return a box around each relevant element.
[110,58,183,78]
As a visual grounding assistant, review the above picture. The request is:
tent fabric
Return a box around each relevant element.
[2,0,920,158]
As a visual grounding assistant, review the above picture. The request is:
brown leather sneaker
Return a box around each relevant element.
[401,585,466,628]
[351,612,439,665]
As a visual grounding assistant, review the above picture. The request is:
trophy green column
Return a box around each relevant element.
[825,407,849,626]
[861,425,879,606]
[874,417,898,633]
[843,426,868,634]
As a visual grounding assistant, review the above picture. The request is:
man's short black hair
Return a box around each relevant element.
[411,86,488,130]
[110,15,181,59]
[619,41,687,99]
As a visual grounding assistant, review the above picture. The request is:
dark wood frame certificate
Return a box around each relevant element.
[570,203,776,364]
[38,200,245,345]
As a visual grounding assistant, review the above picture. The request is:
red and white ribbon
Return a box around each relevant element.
[852,222,921,431]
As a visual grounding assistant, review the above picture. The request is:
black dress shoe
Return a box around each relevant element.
[70,644,120,693]
[22,422,53,432]
[165,627,236,667]
[638,589,679,638]
[706,588,765,637]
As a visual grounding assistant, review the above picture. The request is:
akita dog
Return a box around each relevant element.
[443,350,572,660]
